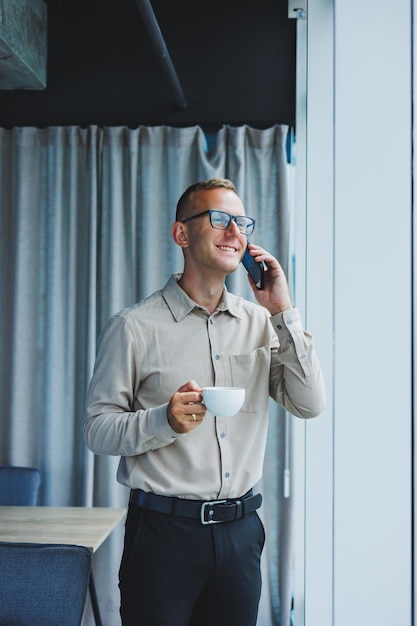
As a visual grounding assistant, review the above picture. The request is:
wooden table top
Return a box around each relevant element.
[0,506,127,553]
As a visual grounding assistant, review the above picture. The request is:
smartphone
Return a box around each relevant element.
[241,245,266,289]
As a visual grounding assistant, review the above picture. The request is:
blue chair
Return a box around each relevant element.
[0,466,41,505]
[0,541,92,626]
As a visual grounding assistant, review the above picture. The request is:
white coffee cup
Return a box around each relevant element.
[202,387,245,417]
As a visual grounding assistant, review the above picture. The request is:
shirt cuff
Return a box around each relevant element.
[270,307,303,336]
[150,403,181,442]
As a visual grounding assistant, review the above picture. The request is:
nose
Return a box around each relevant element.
[225,218,242,236]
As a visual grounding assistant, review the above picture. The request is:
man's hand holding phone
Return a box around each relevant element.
[242,243,293,315]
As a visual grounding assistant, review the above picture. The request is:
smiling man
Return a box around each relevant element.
[83,177,325,626]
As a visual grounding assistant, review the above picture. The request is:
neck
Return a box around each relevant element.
[178,270,225,314]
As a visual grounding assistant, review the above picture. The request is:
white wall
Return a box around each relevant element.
[294,1,413,624]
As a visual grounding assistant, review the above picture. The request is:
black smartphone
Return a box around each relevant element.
[241,245,266,289]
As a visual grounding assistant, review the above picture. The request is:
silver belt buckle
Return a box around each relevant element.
[200,499,227,525]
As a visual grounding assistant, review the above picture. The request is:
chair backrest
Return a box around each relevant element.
[0,466,41,505]
[0,541,92,626]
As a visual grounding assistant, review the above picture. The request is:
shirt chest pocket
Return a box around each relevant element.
[229,346,270,413]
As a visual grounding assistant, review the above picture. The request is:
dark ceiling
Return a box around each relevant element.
[0,0,296,131]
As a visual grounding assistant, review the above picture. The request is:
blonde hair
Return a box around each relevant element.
[176,178,237,221]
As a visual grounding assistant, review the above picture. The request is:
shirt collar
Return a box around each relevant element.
[162,274,242,321]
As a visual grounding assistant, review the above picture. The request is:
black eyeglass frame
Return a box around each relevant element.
[181,209,256,236]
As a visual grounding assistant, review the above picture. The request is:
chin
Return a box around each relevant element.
[224,263,240,275]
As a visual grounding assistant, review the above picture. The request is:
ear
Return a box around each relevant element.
[171,221,189,248]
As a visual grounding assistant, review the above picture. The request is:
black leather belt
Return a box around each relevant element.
[130,489,262,525]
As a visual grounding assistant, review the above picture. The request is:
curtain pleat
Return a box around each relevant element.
[0,124,293,625]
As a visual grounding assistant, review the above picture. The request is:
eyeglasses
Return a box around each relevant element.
[181,209,256,236]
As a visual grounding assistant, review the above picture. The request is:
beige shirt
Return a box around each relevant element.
[83,274,325,500]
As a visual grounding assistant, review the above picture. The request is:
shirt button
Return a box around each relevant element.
[209,319,213,325]
[215,354,221,360]
[225,472,230,478]
[277,324,282,330]
[220,432,225,438]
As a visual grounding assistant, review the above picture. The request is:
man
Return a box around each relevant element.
[83,177,325,626]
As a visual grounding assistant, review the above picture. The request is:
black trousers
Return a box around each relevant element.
[119,502,265,626]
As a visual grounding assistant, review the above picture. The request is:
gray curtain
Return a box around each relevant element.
[0,124,293,625]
